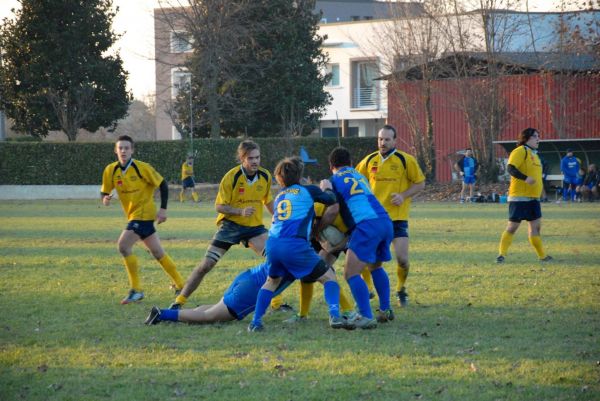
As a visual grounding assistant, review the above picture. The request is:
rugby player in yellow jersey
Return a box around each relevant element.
[496,128,553,263]
[180,155,199,203]
[170,140,289,311]
[356,125,425,307]
[101,135,185,304]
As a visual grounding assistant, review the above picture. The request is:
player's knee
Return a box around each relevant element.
[117,243,130,256]
[397,258,409,270]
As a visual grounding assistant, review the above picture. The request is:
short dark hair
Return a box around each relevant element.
[274,157,304,187]
[518,128,538,146]
[117,135,134,146]
[380,124,397,138]
[328,147,352,169]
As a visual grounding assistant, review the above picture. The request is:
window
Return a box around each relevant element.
[325,64,340,87]
[351,61,378,108]
[170,31,194,53]
[171,69,191,99]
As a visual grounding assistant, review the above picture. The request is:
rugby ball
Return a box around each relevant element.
[319,226,346,248]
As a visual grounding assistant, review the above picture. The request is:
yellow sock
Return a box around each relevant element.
[361,269,374,293]
[175,294,187,305]
[179,191,184,202]
[499,231,514,256]
[271,294,283,309]
[192,192,199,202]
[339,288,353,313]
[123,254,141,291]
[299,281,314,317]
[528,235,546,259]
[396,265,408,292]
[158,254,184,289]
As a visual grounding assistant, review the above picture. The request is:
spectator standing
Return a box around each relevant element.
[455,148,479,203]
[560,149,580,202]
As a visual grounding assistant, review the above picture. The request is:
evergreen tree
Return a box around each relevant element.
[0,0,131,141]
[167,0,330,138]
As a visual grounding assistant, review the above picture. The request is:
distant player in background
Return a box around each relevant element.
[322,147,395,329]
[560,149,580,202]
[101,135,184,304]
[170,140,288,312]
[455,148,479,203]
[496,128,553,264]
[578,164,599,202]
[355,125,425,308]
[180,154,199,203]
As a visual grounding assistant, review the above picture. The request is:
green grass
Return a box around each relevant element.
[1,200,599,401]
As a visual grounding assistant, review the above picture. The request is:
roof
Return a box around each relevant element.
[381,52,600,81]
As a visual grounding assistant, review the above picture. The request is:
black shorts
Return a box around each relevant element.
[182,177,195,189]
[508,200,542,222]
[126,220,156,240]
[212,220,267,249]
[392,220,409,238]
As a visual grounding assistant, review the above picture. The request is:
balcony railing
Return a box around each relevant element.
[352,86,377,108]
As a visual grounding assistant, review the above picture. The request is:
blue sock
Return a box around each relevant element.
[251,288,274,326]
[347,275,372,319]
[323,281,341,318]
[370,267,391,311]
[159,309,179,322]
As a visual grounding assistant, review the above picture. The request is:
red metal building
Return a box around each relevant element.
[386,53,600,182]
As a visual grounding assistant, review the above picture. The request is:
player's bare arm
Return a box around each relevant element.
[391,181,425,205]
[216,204,255,217]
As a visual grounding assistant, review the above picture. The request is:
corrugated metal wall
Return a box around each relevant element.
[388,74,600,182]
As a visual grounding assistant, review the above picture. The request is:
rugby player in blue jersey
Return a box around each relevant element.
[144,261,294,325]
[320,147,394,329]
[248,157,349,332]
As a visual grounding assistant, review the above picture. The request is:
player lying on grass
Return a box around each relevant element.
[144,252,357,326]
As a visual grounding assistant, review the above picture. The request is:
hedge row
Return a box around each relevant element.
[0,137,378,185]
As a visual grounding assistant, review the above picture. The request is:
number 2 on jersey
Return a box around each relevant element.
[343,177,366,195]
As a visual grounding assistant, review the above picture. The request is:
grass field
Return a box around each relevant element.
[0,199,599,401]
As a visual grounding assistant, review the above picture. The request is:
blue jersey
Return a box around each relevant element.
[561,156,579,177]
[329,167,389,230]
[269,184,336,240]
[463,157,476,178]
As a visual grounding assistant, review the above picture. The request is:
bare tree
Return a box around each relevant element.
[372,1,448,182]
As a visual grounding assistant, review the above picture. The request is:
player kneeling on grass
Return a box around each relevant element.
[101,135,184,304]
[248,157,351,332]
[145,261,295,325]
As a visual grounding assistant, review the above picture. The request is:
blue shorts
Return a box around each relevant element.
[182,177,195,189]
[126,220,156,240]
[392,220,409,238]
[508,200,542,222]
[222,270,262,320]
[212,220,267,248]
[348,218,393,264]
[223,268,296,320]
[563,175,579,186]
[266,237,321,280]
[463,175,476,185]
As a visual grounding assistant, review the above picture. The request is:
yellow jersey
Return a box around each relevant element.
[314,202,348,234]
[215,165,273,227]
[101,159,164,221]
[356,149,425,221]
[181,162,194,180]
[507,145,543,199]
